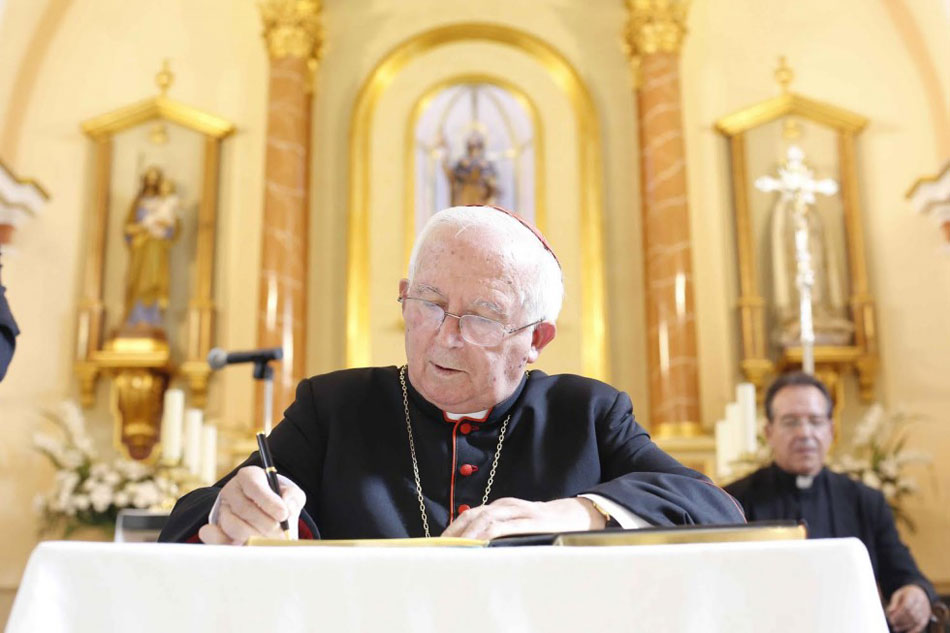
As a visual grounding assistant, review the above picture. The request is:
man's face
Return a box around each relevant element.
[765,385,834,476]
[400,225,555,413]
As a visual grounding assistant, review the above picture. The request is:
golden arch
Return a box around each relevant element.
[346,22,607,380]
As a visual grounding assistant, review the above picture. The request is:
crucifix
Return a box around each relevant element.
[755,145,838,374]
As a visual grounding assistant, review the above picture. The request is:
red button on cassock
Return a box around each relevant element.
[458,504,471,514]
[460,464,478,476]
[459,423,472,435]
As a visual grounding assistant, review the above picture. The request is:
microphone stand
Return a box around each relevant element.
[253,360,276,435]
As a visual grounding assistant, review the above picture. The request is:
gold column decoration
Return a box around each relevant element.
[625,0,702,439]
[178,135,223,408]
[77,62,234,459]
[255,0,323,428]
[715,58,878,403]
[259,0,324,91]
[622,0,690,88]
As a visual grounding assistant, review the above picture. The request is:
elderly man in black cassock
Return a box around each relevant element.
[725,372,936,633]
[160,205,743,546]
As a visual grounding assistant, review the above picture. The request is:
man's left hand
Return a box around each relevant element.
[886,584,932,633]
[440,497,604,540]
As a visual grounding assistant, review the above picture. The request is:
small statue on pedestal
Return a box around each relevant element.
[443,130,499,207]
[122,166,181,334]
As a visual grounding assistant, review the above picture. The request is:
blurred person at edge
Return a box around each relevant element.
[0,253,19,381]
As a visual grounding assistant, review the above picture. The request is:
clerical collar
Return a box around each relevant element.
[402,368,530,425]
[796,475,814,489]
[444,409,489,422]
[770,463,825,491]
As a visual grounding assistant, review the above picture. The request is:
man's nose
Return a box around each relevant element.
[435,313,464,346]
[793,420,815,437]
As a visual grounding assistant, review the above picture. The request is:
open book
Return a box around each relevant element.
[246,521,805,548]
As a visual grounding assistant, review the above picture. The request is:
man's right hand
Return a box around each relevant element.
[197,466,306,545]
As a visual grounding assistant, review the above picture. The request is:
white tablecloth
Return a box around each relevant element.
[7,538,888,633]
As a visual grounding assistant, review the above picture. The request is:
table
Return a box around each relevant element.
[7,538,888,632]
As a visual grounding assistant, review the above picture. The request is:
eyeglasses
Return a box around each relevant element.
[398,296,541,347]
[774,415,832,431]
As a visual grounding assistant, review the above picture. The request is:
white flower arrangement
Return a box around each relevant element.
[33,401,194,537]
[829,404,931,532]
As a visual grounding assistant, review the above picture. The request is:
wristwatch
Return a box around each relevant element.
[589,499,622,529]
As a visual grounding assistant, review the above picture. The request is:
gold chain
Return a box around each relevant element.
[398,365,511,538]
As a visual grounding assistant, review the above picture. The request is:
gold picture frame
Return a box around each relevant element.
[74,63,234,460]
[714,61,878,406]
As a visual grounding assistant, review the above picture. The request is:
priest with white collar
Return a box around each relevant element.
[160,205,744,545]
[725,372,936,633]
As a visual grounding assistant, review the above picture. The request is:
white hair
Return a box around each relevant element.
[407,206,564,323]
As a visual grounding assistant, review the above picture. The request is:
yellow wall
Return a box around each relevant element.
[0,0,948,620]
[0,0,269,610]
[682,0,950,587]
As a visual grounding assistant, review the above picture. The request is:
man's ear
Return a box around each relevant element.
[398,279,409,315]
[526,322,556,363]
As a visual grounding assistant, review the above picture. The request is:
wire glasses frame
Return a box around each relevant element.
[398,296,541,347]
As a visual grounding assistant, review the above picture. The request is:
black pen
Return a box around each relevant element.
[256,432,291,540]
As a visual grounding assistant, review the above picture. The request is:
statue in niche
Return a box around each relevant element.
[761,146,854,348]
[122,166,181,332]
[443,129,499,206]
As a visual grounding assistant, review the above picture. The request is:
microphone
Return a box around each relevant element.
[207,346,283,370]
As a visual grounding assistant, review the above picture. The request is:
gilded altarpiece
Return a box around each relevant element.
[74,65,234,460]
[716,62,878,408]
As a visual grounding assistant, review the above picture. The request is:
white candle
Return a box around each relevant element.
[184,408,203,476]
[736,382,758,453]
[725,402,742,470]
[160,389,185,463]
[200,424,217,485]
[714,419,729,480]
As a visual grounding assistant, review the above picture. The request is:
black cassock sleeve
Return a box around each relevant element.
[869,489,937,603]
[582,391,746,526]
[158,379,323,543]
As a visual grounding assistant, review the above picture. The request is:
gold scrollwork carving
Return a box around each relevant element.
[111,368,168,461]
[259,0,324,66]
[622,0,691,87]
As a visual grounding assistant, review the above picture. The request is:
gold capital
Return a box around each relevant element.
[622,0,691,87]
[259,0,324,66]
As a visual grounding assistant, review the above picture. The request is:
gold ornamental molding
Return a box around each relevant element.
[259,0,324,66]
[716,56,867,136]
[0,156,50,200]
[346,22,609,382]
[81,62,235,140]
[715,93,868,137]
[622,0,691,88]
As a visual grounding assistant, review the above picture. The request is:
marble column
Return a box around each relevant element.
[256,1,323,427]
[625,1,702,438]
